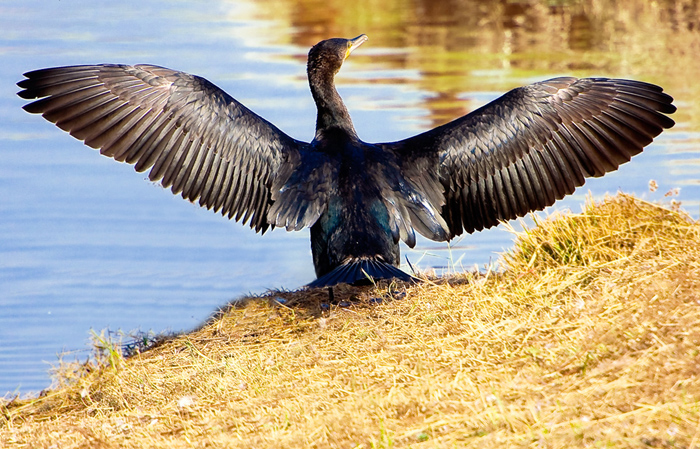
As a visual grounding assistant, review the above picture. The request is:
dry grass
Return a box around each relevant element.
[2,193,700,448]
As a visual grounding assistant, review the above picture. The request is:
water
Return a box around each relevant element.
[2,0,699,397]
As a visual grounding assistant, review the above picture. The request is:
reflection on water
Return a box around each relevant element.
[1,0,699,397]
[245,0,700,129]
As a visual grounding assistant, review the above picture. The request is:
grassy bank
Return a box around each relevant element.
[2,193,699,448]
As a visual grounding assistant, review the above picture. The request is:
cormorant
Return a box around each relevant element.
[17,35,676,287]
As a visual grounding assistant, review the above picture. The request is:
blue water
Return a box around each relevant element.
[1,0,698,397]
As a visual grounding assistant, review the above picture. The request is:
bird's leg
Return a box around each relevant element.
[327,286,334,303]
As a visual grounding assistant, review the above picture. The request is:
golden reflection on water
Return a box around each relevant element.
[226,0,700,133]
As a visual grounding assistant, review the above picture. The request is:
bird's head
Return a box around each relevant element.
[307,34,368,77]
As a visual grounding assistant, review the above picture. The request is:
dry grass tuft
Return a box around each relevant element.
[2,193,700,448]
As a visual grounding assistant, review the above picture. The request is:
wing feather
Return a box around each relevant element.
[381,77,675,236]
[18,64,309,233]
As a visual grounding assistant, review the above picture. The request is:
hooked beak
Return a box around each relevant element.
[345,34,368,59]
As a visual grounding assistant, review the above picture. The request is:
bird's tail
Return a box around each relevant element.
[307,258,417,288]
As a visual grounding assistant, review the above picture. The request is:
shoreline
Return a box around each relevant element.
[2,193,699,448]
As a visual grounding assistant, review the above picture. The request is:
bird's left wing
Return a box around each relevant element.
[18,64,309,233]
[381,77,676,237]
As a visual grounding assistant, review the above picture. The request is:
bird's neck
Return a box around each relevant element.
[309,70,357,139]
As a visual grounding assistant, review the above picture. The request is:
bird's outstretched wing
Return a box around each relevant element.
[18,64,309,233]
[382,77,676,237]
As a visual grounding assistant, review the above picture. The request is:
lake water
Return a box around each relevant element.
[2,0,699,397]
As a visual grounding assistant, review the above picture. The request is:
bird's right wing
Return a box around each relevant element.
[18,64,310,233]
[383,77,676,237]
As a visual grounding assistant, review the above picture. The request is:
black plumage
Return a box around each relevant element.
[17,35,676,287]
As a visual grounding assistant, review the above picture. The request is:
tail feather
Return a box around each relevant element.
[307,258,417,288]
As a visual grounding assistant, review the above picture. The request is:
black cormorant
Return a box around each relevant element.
[17,35,676,287]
